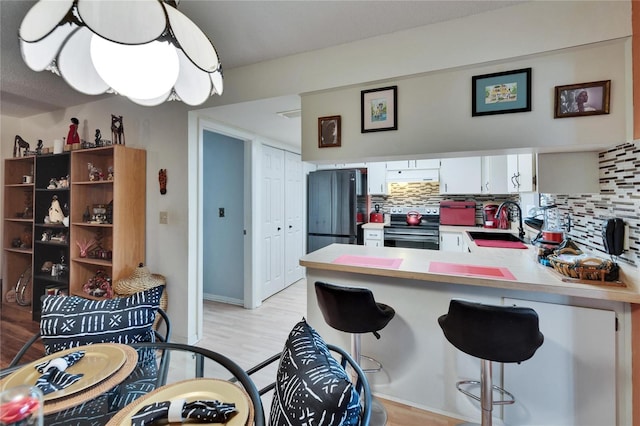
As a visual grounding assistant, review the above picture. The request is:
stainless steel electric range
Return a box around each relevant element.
[383,206,440,250]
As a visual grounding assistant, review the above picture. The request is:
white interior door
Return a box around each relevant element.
[261,145,285,299]
[284,151,304,285]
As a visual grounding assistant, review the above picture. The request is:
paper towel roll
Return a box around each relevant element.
[53,139,63,154]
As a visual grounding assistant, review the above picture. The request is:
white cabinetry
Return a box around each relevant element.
[439,157,482,194]
[386,159,440,170]
[481,155,508,194]
[316,162,366,170]
[537,152,599,194]
[503,299,616,426]
[367,162,387,195]
[363,229,384,247]
[507,153,535,193]
[440,230,465,252]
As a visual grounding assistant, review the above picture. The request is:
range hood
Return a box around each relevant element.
[386,169,439,183]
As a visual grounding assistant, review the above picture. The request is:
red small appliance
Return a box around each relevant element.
[370,204,384,223]
[483,204,499,228]
[439,201,476,226]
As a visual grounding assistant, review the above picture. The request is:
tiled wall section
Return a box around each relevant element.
[543,141,639,266]
[370,183,519,224]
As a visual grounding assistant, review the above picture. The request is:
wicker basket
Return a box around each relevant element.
[113,263,167,327]
[547,253,619,282]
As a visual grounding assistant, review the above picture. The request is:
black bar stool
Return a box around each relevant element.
[315,281,395,425]
[438,299,544,426]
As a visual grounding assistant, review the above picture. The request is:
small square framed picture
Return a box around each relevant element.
[361,86,397,132]
[318,115,341,148]
[554,80,610,118]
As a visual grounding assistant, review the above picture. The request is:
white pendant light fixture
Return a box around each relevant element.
[19,0,223,106]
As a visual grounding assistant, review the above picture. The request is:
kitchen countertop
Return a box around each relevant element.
[300,242,640,304]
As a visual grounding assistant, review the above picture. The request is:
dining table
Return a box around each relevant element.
[0,342,266,426]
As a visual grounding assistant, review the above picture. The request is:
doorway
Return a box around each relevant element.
[202,130,245,303]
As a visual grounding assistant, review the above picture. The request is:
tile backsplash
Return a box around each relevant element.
[370,183,519,224]
[542,141,639,266]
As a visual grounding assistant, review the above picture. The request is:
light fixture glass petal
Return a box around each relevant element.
[173,51,212,106]
[211,68,224,95]
[163,3,219,72]
[58,27,110,95]
[90,37,179,100]
[20,23,76,72]
[19,0,74,43]
[128,92,172,107]
[78,0,166,44]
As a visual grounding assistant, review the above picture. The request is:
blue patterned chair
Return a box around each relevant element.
[246,318,372,426]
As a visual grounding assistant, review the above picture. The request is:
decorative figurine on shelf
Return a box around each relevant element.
[13,135,30,158]
[47,178,58,189]
[83,206,91,222]
[107,166,114,181]
[111,114,125,145]
[36,139,43,155]
[82,268,113,298]
[67,117,80,146]
[88,162,102,181]
[76,238,96,258]
[95,129,101,144]
[48,195,65,224]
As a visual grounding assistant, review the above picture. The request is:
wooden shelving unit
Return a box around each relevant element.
[2,146,145,320]
[69,145,146,298]
[2,156,35,320]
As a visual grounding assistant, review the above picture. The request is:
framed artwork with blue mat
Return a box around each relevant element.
[472,68,531,116]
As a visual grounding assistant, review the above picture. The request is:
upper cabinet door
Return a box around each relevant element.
[439,157,482,194]
[507,153,536,193]
[367,162,387,195]
[481,155,508,194]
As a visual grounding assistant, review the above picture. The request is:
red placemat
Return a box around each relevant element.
[474,239,527,249]
[332,255,403,269]
[429,261,516,280]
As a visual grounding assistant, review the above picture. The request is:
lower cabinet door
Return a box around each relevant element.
[503,298,616,426]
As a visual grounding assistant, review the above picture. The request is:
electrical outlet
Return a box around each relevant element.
[159,211,168,224]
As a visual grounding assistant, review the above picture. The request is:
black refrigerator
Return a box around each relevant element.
[307,169,365,253]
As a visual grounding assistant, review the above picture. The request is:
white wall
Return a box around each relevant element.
[301,39,629,162]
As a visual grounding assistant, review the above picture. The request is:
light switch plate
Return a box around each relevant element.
[159,211,168,224]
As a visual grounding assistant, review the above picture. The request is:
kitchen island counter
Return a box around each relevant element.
[300,243,639,303]
[301,243,638,425]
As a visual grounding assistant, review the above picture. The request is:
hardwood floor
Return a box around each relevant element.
[0,279,463,425]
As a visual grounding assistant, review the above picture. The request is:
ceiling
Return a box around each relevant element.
[0,0,522,146]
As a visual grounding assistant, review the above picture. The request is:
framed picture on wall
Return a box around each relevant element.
[472,68,532,116]
[554,80,611,118]
[361,86,397,132]
[318,115,341,148]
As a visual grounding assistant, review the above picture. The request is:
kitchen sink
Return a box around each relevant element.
[466,231,525,243]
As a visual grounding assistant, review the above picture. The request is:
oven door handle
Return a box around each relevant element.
[384,234,439,243]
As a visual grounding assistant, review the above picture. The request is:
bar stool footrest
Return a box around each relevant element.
[360,355,383,373]
[455,380,516,406]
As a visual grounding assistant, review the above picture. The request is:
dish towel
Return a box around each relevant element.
[131,399,237,425]
[34,351,85,395]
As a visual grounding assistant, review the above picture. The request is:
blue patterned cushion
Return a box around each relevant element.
[40,286,164,355]
[269,319,361,426]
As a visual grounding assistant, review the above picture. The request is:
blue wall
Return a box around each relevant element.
[203,131,244,300]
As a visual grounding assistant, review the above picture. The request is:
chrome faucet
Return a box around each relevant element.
[496,201,525,240]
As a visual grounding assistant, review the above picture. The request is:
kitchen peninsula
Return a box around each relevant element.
[300,242,639,425]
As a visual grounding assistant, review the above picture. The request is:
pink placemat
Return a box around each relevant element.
[429,261,517,280]
[474,239,527,249]
[332,255,403,269]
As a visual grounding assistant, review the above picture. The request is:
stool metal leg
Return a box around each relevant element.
[480,359,492,426]
[351,333,387,426]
